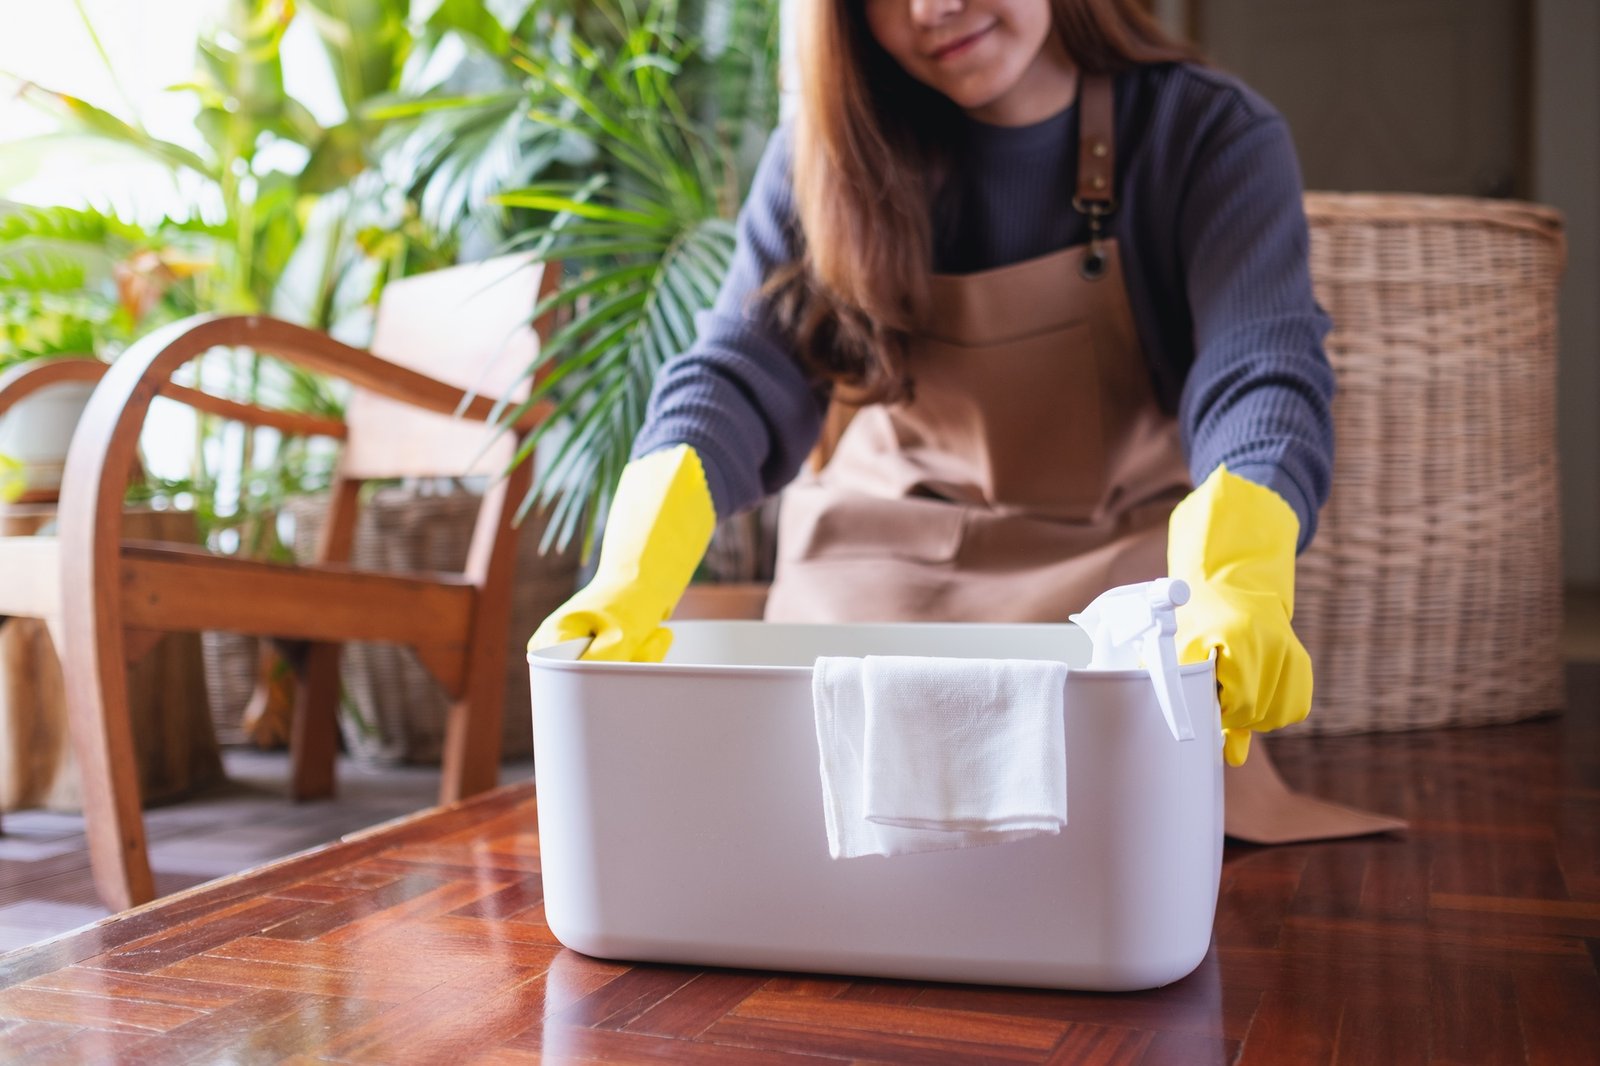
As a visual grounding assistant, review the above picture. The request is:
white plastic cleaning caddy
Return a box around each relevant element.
[527,587,1223,992]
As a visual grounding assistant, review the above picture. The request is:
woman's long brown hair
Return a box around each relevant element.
[770,0,1197,404]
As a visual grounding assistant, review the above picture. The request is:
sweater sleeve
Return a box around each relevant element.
[1175,113,1336,552]
[629,125,825,519]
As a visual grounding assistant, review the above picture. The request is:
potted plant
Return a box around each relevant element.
[483,0,781,565]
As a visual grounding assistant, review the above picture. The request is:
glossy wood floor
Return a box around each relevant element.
[0,751,535,953]
[0,664,1596,1064]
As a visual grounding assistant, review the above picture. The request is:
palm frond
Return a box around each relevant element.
[486,0,779,553]
[0,203,147,248]
[14,81,217,179]
[0,250,90,294]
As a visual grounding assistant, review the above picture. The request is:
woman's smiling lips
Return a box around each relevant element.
[928,24,995,62]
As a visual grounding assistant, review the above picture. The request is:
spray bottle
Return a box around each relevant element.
[1069,578,1196,742]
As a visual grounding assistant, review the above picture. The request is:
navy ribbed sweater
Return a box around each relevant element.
[631,62,1336,551]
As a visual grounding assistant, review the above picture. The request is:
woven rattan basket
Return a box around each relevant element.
[1292,193,1566,734]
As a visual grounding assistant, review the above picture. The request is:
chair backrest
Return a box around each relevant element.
[340,254,546,481]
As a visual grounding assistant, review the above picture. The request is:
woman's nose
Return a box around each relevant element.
[908,0,963,27]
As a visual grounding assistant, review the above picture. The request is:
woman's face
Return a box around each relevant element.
[863,0,1076,126]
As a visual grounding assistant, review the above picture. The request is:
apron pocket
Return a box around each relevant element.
[777,481,966,564]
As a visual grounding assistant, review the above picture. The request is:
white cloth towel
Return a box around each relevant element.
[813,655,1069,859]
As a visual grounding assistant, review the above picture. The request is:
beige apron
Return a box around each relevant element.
[764,74,1404,843]
[765,75,1188,624]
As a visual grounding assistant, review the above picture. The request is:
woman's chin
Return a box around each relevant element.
[940,82,1010,117]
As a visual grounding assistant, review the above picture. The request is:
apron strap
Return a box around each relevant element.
[1075,72,1115,207]
[1073,71,1117,280]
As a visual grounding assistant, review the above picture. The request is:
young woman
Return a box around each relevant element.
[532,0,1361,822]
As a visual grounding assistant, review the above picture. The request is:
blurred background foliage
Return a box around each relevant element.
[0,0,781,557]
[375,0,781,554]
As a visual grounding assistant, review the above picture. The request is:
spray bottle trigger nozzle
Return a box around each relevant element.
[1068,578,1195,743]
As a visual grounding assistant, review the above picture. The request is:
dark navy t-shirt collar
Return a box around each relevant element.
[957,97,1078,155]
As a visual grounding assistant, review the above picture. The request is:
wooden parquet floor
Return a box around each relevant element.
[0,666,1596,1064]
[0,751,535,953]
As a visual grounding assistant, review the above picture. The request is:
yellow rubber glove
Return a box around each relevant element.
[529,443,716,662]
[1168,464,1312,766]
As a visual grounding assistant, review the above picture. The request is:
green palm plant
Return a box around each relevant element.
[492,0,779,555]
[368,0,772,252]
[0,0,455,557]
[0,202,201,367]
[0,201,207,503]
[364,0,593,251]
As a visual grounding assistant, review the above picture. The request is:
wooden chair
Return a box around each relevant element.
[14,254,555,910]
[1,357,227,824]
[1,358,101,640]
[673,583,769,621]
[0,357,104,840]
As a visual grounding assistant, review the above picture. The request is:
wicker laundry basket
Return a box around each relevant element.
[1292,193,1566,734]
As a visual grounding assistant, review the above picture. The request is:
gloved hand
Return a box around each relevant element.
[529,443,716,662]
[1168,464,1311,766]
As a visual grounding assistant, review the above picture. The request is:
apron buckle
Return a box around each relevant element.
[1072,196,1117,282]
[1081,247,1108,281]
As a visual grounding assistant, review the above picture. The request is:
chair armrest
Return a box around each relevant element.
[0,350,348,439]
[206,314,546,429]
[56,310,548,553]
[0,356,106,417]
[60,310,551,513]
[154,382,348,440]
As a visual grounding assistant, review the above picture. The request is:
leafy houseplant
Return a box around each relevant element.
[2,0,781,752]
[365,0,591,257]
[0,205,183,363]
[488,0,780,558]
[7,0,781,556]
[1,0,468,557]
[0,202,205,502]
[0,0,459,746]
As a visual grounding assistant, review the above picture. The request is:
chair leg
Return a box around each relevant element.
[442,447,525,805]
[58,610,155,911]
[242,643,296,750]
[289,642,342,801]
[440,645,505,804]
